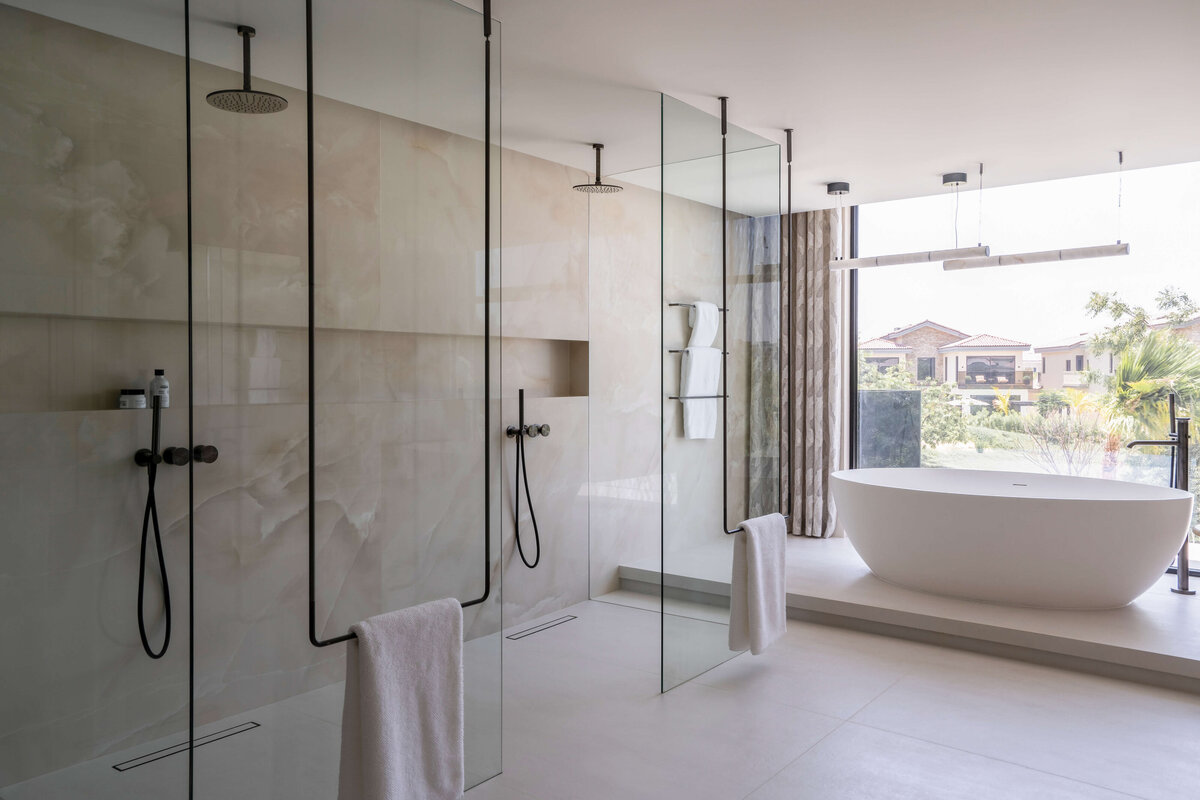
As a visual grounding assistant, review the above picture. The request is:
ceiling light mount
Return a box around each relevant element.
[826,181,850,195]
[942,172,968,187]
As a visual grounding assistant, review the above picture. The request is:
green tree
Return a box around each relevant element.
[1036,389,1069,417]
[1021,411,1107,476]
[1086,286,1197,355]
[1101,330,1200,439]
[919,382,967,449]
[857,352,914,390]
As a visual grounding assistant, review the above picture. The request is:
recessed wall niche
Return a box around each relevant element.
[501,337,588,398]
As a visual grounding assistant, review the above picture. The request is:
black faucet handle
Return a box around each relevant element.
[193,444,219,464]
[134,448,162,467]
[162,446,191,466]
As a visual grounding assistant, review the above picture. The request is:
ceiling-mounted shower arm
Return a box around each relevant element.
[206,24,287,114]
[239,26,255,92]
[573,143,622,193]
[593,143,603,185]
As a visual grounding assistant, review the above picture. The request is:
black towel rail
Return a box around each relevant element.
[668,302,728,311]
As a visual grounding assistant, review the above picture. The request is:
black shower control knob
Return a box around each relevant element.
[523,424,540,438]
[162,447,191,466]
[537,424,550,438]
[193,445,219,464]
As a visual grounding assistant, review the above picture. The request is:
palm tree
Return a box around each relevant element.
[1102,331,1200,440]
[991,388,1015,416]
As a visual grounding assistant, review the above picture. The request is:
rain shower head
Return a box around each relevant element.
[206,26,288,114]
[572,144,622,194]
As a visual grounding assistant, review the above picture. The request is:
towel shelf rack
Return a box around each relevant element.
[668,302,728,311]
[306,1,495,649]
[668,349,730,355]
[668,394,727,400]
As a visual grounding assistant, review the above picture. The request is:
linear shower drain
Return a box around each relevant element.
[112,721,260,771]
[506,615,577,640]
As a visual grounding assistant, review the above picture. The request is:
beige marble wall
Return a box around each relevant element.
[0,4,590,789]
[587,182,663,594]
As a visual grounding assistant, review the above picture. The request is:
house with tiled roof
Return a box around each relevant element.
[858,320,969,382]
[1033,333,1115,392]
[939,332,1036,406]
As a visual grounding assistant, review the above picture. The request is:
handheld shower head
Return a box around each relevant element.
[572,143,622,194]
[206,26,288,114]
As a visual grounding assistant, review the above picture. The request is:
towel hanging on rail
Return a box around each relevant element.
[687,301,720,347]
[338,598,464,800]
[680,347,721,439]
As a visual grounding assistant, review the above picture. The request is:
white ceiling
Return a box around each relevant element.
[487,0,1200,210]
[17,0,1200,211]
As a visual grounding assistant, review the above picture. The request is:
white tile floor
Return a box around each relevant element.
[10,597,1200,799]
[468,599,1200,800]
[2,635,501,800]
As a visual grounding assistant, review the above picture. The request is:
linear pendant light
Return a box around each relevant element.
[943,242,1130,270]
[827,173,991,270]
[831,245,990,271]
[943,152,1133,272]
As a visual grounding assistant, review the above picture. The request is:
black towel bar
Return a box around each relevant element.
[725,514,791,535]
[668,302,728,311]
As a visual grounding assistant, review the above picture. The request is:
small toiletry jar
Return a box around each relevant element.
[119,389,147,409]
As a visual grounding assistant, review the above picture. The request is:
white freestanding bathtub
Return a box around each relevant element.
[831,468,1195,609]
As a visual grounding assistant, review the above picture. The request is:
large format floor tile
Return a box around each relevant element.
[850,655,1200,799]
[469,599,1200,800]
[745,723,1137,800]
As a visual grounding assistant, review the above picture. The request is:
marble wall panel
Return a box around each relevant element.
[0,5,189,323]
[500,150,589,342]
[587,183,662,595]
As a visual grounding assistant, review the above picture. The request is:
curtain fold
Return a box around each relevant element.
[788,209,847,537]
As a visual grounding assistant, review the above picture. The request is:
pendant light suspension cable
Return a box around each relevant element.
[977,163,984,247]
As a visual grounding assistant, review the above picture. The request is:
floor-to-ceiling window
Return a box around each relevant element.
[853,161,1200,551]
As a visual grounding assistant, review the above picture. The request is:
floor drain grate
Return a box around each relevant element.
[506,615,577,640]
[112,721,260,771]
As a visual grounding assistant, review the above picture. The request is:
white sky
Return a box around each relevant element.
[857,161,1200,349]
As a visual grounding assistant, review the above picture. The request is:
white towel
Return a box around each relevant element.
[680,346,721,439]
[338,598,464,800]
[728,513,787,655]
[687,301,720,347]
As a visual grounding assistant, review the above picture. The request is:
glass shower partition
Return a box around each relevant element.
[0,0,500,796]
[0,2,191,797]
[188,0,502,795]
[661,94,781,691]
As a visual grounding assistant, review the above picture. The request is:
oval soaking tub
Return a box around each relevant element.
[831,468,1194,609]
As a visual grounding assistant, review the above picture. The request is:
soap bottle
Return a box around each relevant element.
[149,369,170,409]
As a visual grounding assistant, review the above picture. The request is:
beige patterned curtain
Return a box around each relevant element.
[787,209,848,537]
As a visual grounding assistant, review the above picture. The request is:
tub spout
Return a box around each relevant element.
[1126,439,1177,449]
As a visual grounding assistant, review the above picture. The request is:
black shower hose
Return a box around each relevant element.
[137,408,171,659]
[513,432,541,569]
